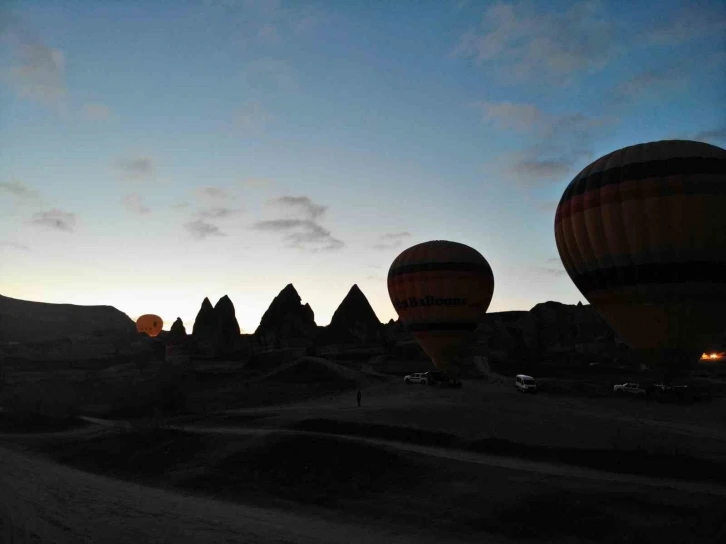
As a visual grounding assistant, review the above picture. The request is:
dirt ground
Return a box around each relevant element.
[2,365,726,543]
[0,440,479,544]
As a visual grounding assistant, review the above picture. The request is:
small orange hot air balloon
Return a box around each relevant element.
[136,314,163,337]
[388,240,495,377]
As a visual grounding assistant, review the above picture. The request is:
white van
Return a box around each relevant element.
[516,374,537,393]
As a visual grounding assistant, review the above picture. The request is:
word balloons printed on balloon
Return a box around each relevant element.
[388,240,494,377]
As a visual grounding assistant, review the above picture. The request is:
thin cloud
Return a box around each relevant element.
[2,14,67,109]
[251,218,344,252]
[455,1,621,84]
[539,257,567,277]
[245,59,298,91]
[541,267,568,277]
[0,180,41,203]
[30,208,76,232]
[172,202,190,210]
[83,102,113,121]
[121,193,151,215]
[607,56,697,108]
[237,99,273,133]
[197,186,231,200]
[475,101,545,131]
[692,127,726,145]
[203,0,325,45]
[184,220,227,239]
[0,241,30,251]
[509,157,574,180]
[373,231,412,250]
[195,207,243,219]
[268,195,327,220]
[646,2,726,46]
[114,156,156,181]
[478,101,614,184]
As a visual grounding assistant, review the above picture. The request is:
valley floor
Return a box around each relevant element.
[2,374,726,543]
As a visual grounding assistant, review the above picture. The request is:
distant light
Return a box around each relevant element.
[702,352,723,361]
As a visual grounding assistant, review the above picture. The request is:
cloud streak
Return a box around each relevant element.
[645,2,726,46]
[455,1,621,84]
[253,195,344,252]
[30,209,76,232]
[184,220,227,239]
[0,180,41,203]
[693,127,726,145]
[195,207,243,219]
[122,193,151,215]
[2,14,67,109]
[477,101,615,184]
[373,231,412,250]
[245,59,298,91]
[252,219,344,252]
[0,241,30,251]
[115,156,156,181]
[237,99,273,133]
[196,186,233,200]
[268,195,326,219]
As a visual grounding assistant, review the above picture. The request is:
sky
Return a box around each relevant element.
[1,0,725,333]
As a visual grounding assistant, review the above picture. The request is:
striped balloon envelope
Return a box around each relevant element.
[136,314,163,337]
[387,240,495,375]
[554,140,726,374]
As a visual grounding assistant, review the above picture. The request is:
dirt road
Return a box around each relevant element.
[0,445,486,544]
[169,424,726,497]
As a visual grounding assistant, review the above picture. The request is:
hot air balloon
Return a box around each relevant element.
[136,314,163,337]
[387,240,495,379]
[554,140,726,380]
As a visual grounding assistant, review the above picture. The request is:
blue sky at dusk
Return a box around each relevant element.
[1,0,725,332]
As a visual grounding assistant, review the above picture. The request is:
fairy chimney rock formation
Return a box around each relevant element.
[325,284,383,344]
[254,284,317,347]
[191,295,241,357]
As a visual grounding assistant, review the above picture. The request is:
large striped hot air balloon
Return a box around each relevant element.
[387,240,495,378]
[136,314,163,337]
[554,140,726,378]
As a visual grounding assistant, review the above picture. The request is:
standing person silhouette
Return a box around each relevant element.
[357,389,362,407]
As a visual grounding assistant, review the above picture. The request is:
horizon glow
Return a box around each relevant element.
[1,0,724,332]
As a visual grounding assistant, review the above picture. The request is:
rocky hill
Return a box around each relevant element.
[253,284,317,349]
[383,301,627,364]
[191,295,242,358]
[0,294,136,343]
[317,285,383,346]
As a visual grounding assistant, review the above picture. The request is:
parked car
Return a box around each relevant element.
[404,373,429,385]
[613,382,646,396]
[516,374,537,393]
[424,371,462,388]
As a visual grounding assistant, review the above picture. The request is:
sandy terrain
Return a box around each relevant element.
[0,444,480,544]
[3,360,726,543]
[168,424,726,496]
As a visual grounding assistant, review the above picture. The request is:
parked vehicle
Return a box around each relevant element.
[613,382,646,396]
[516,374,537,393]
[404,373,429,385]
[424,371,462,388]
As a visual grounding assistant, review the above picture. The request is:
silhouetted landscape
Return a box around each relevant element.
[2,1,726,542]
[2,286,726,542]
